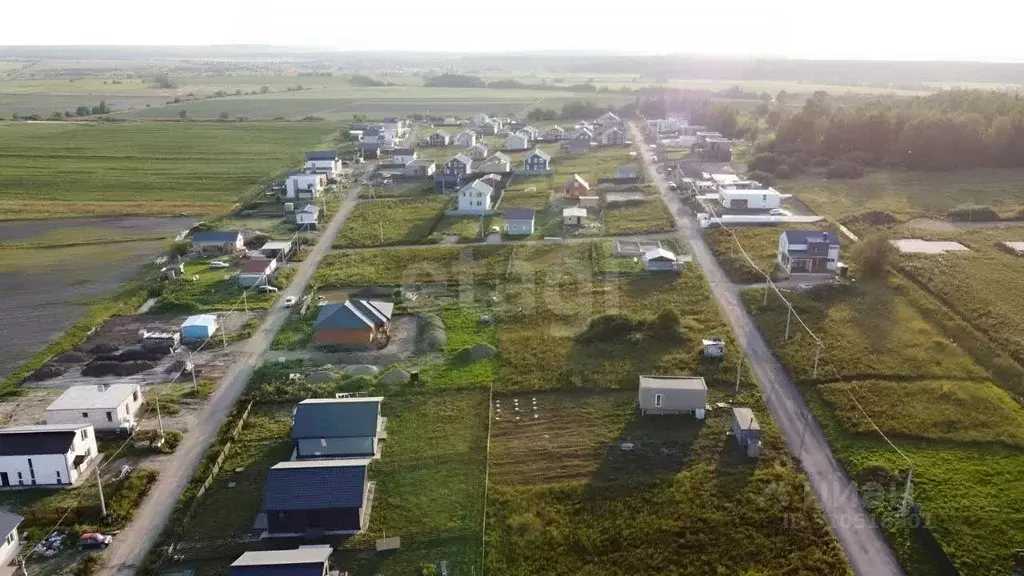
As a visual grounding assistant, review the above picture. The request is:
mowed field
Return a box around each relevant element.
[0,121,335,218]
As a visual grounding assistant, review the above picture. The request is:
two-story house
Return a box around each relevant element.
[391,148,417,166]
[291,397,384,460]
[0,424,98,488]
[467,143,490,160]
[543,125,565,141]
[303,151,340,176]
[777,230,841,276]
[505,132,530,151]
[600,127,625,146]
[427,130,451,147]
[522,149,551,173]
[457,179,495,213]
[285,173,326,200]
[444,153,473,178]
[455,130,477,147]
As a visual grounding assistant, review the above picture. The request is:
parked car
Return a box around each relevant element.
[283,296,297,307]
[209,261,230,269]
[667,182,678,191]
[769,208,789,216]
[78,533,112,549]
[257,285,279,294]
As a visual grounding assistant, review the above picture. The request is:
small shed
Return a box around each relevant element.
[230,546,332,576]
[731,407,762,458]
[638,375,707,416]
[701,338,725,358]
[642,248,679,271]
[563,207,588,226]
[181,314,218,341]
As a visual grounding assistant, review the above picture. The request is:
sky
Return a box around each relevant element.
[5,0,1024,62]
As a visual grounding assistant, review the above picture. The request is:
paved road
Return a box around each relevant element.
[629,124,904,576]
[337,231,679,252]
[99,175,367,576]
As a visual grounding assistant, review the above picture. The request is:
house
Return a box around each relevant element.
[260,240,293,261]
[238,258,277,287]
[705,137,732,161]
[0,512,22,569]
[642,248,680,271]
[578,195,600,209]
[230,546,332,576]
[471,113,490,126]
[731,407,762,458]
[443,153,473,178]
[384,117,404,134]
[455,130,477,147]
[696,131,724,146]
[292,397,383,459]
[303,151,340,176]
[285,173,326,200]
[457,179,495,213]
[45,384,143,432]
[314,300,394,347]
[260,459,371,536]
[597,111,621,127]
[0,424,98,487]
[520,125,539,140]
[616,166,639,180]
[638,375,707,416]
[543,125,566,141]
[427,130,451,147]
[478,152,511,173]
[564,174,590,197]
[467,143,490,160]
[561,139,591,155]
[777,230,840,275]
[503,208,535,235]
[403,159,436,178]
[563,206,587,226]
[522,148,551,173]
[718,187,781,210]
[505,132,530,151]
[181,314,218,341]
[391,148,417,166]
[479,120,500,135]
[190,230,244,253]
[600,127,625,146]
[572,127,594,141]
[361,141,381,159]
[296,204,320,230]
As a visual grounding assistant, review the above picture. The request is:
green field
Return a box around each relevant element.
[0,121,334,218]
[151,257,284,313]
[333,197,451,248]
[601,199,675,235]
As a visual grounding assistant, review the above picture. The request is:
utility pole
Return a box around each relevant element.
[813,343,822,378]
[784,306,792,341]
[900,464,914,515]
[763,283,770,305]
[96,465,106,517]
[735,357,742,394]
[187,348,197,390]
[379,220,384,244]
[156,393,164,438]
[243,289,248,314]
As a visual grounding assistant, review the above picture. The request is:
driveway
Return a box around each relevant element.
[98,172,369,576]
[628,123,904,576]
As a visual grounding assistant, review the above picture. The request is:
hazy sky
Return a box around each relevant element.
[6,0,1023,62]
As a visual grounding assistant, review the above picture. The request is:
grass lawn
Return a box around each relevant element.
[703,225,839,283]
[600,199,675,235]
[270,307,316,350]
[0,122,334,218]
[314,246,513,287]
[418,305,498,389]
[786,168,1024,224]
[428,214,493,243]
[151,257,281,313]
[333,197,450,248]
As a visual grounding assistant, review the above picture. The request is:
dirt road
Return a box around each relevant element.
[629,124,904,576]
[99,180,365,576]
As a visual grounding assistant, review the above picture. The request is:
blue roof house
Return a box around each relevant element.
[230,546,332,576]
[260,459,371,537]
[181,314,218,341]
[190,230,244,253]
[291,397,384,460]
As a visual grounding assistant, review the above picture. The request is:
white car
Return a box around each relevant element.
[257,285,279,294]
[283,296,297,307]
[208,261,230,269]
[769,208,790,216]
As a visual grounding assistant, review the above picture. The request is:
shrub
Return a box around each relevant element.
[948,204,1000,222]
[578,313,638,343]
[648,309,684,342]
[774,165,793,179]
[853,232,893,280]
[73,553,103,576]
[746,170,774,187]
[748,153,783,173]
[825,160,864,179]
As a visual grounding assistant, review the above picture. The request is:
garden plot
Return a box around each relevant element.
[891,238,970,254]
[333,197,451,248]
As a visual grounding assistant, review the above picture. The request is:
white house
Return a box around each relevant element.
[502,208,535,235]
[479,120,500,135]
[296,203,320,230]
[391,148,417,166]
[643,248,681,271]
[45,383,143,432]
[0,424,98,488]
[777,230,840,275]
[597,111,621,127]
[718,187,782,210]
[478,152,511,173]
[520,126,539,140]
[505,132,530,151]
[238,258,278,287]
[303,151,340,176]
[467,143,490,160]
[563,206,587,226]
[572,126,593,141]
[458,179,495,213]
[471,113,490,126]
[0,512,22,569]
[600,127,625,146]
[543,125,565,140]
[285,173,326,200]
[455,130,477,147]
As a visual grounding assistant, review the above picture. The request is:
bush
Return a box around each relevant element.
[579,313,638,343]
[648,309,684,342]
[774,165,793,179]
[825,160,864,179]
[73,553,103,576]
[748,153,783,173]
[852,232,893,280]
[948,204,1000,222]
[746,170,774,187]
[105,469,159,527]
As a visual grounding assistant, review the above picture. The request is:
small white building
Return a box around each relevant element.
[502,208,535,235]
[563,206,587,226]
[718,187,782,210]
[0,424,98,488]
[457,179,495,213]
[285,174,326,200]
[643,248,680,272]
[45,384,144,432]
[303,151,340,176]
[391,148,417,166]
[455,130,477,147]
[0,512,22,569]
[467,144,490,160]
[701,338,725,358]
[544,125,566,140]
[471,113,490,127]
[505,132,530,151]
[296,203,320,230]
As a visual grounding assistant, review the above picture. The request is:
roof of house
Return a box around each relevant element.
[0,424,89,456]
[563,207,587,217]
[732,407,761,432]
[603,127,622,135]
[527,148,551,161]
[314,300,394,331]
[546,125,564,132]
[461,179,495,197]
[46,384,138,412]
[503,208,535,221]
[469,143,489,151]
[182,314,218,328]
[643,248,677,262]
[362,141,380,149]
[240,259,275,274]
[600,111,620,120]
[304,150,338,161]
[457,129,475,137]
[433,130,450,137]
[262,459,370,511]
[782,230,840,247]
[507,132,528,141]
[490,152,511,162]
[448,153,473,166]
[392,147,415,156]
[292,397,383,440]
[567,174,590,189]
[564,139,590,149]
[297,437,375,458]
[192,230,241,244]
[231,546,332,569]
[298,204,320,215]
[639,375,708,391]
[0,511,22,538]
[261,240,292,251]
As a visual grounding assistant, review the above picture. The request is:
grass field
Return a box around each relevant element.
[704,225,839,283]
[786,169,1024,224]
[151,257,281,313]
[600,198,675,235]
[333,197,451,248]
[0,122,334,218]
[314,245,514,287]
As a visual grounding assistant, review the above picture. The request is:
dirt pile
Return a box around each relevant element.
[82,361,156,377]
[380,369,410,386]
[455,343,496,363]
[343,365,379,376]
[26,364,67,382]
[55,351,89,364]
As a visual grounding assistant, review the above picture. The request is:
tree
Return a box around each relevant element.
[826,160,864,179]
[219,111,229,120]
[260,85,270,94]
[853,232,892,280]
[153,73,176,89]
[178,110,188,119]
[75,105,91,116]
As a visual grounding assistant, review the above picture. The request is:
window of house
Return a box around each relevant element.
[654,393,663,408]
[133,390,139,403]
[106,412,113,422]
[81,412,88,418]
[6,532,13,544]
[81,429,88,440]
[56,471,61,485]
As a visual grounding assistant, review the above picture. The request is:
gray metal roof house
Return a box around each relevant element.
[230,546,332,576]
[291,397,383,459]
[260,459,371,536]
[731,407,761,446]
[0,511,22,568]
[638,375,707,416]
[190,230,244,253]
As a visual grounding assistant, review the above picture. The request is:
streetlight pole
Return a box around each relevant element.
[784,306,792,341]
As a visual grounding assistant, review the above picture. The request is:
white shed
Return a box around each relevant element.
[701,338,725,358]
[45,383,144,432]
